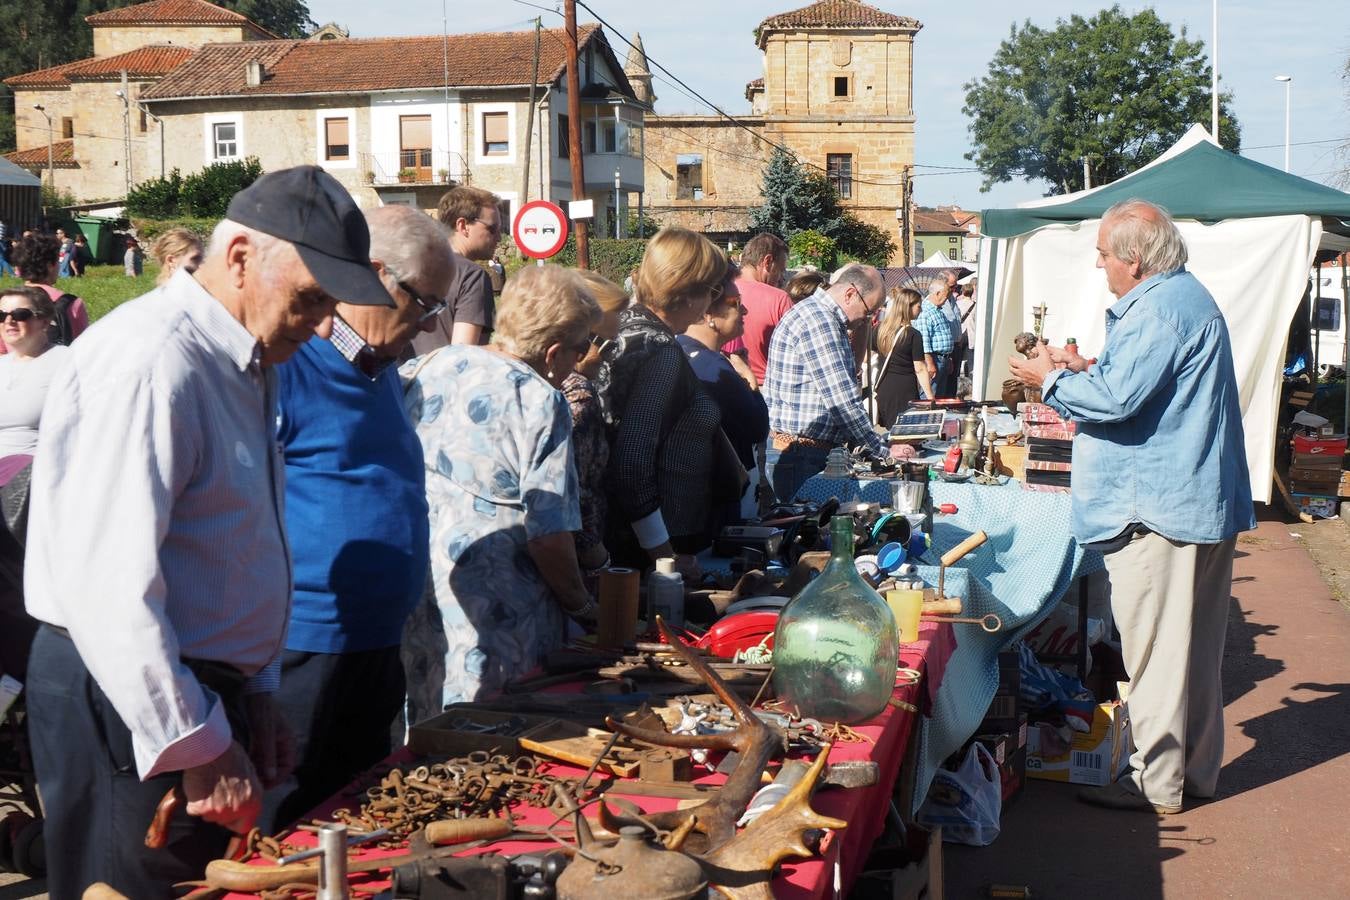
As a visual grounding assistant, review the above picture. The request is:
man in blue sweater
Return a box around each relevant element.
[263,205,455,829]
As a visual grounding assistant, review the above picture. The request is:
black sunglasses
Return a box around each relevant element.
[0,308,37,323]
[588,333,615,356]
[398,281,448,323]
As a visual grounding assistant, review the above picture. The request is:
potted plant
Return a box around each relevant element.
[438,168,450,184]
[397,168,416,184]
[365,170,376,184]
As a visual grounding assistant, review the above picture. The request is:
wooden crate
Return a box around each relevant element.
[994,443,1026,481]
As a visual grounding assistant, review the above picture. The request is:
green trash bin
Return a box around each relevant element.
[73,215,116,264]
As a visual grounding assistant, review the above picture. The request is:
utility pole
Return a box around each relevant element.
[564,0,589,269]
[1082,156,1091,190]
[899,167,912,265]
[522,17,541,205]
[117,70,132,196]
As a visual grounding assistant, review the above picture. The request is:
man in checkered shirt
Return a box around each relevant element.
[763,263,889,502]
[915,279,962,398]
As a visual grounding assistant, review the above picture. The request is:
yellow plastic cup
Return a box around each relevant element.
[886,588,924,643]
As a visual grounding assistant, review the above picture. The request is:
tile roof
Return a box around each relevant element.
[86,0,251,26]
[4,140,80,169]
[5,45,196,89]
[758,1,921,45]
[912,210,969,233]
[143,24,612,100]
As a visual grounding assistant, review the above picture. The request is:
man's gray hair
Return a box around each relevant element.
[365,205,448,281]
[926,278,948,299]
[207,218,285,263]
[1103,199,1188,276]
[832,262,882,298]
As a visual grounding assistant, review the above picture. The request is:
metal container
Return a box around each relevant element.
[556,826,707,900]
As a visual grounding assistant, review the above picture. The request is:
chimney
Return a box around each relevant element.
[245,59,264,87]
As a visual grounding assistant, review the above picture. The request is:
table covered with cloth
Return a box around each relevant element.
[218,624,955,899]
[794,474,1104,813]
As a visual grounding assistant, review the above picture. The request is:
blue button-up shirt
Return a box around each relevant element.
[916,299,958,355]
[764,290,886,455]
[1042,268,1255,545]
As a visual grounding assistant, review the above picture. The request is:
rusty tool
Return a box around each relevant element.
[937,530,987,602]
[145,785,184,849]
[922,612,1003,633]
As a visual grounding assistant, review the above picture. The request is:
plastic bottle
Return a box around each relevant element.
[647,557,685,628]
[771,516,899,723]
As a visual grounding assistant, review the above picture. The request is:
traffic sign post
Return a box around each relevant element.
[512,200,570,260]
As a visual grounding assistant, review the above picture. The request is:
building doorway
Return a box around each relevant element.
[399,115,432,181]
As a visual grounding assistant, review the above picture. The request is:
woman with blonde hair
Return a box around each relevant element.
[149,227,204,285]
[606,227,727,575]
[874,287,933,427]
[401,264,600,716]
[564,269,628,570]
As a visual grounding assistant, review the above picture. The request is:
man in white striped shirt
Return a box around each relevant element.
[22,166,395,897]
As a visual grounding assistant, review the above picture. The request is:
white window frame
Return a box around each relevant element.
[203,112,244,165]
[473,102,516,166]
[315,107,356,169]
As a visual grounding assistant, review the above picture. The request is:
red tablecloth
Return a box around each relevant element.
[222,622,954,899]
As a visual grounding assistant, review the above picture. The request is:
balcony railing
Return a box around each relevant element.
[360,151,470,187]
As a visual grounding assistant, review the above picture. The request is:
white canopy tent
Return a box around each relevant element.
[973,125,1350,502]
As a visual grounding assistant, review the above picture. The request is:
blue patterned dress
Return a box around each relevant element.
[400,346,580,725]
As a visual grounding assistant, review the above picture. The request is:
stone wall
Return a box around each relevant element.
[93,24,254,57]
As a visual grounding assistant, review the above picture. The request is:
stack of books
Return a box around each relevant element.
[1019,402,1076,493]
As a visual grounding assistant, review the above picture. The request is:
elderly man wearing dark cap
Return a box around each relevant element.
[22,166,394,897]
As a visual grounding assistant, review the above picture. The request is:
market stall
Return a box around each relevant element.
[973,124,1350,503]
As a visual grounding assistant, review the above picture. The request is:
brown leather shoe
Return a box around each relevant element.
[1077,782,1181,815]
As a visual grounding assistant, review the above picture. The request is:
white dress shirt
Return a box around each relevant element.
[24,268,292,779]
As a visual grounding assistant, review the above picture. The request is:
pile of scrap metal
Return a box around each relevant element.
[178,621,848,900]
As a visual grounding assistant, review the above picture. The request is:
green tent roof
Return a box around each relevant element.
[982,137,1350,239]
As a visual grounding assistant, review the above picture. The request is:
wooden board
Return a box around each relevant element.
[519,732,642,777]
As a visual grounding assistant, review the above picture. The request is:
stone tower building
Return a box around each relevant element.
[623,32,657,108]
[641,0,920,264]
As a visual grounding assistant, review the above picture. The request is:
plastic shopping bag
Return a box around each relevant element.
[916,742,1002,846]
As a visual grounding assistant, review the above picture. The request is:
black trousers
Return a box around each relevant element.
[261,645,405,832]
[25,626,246,900]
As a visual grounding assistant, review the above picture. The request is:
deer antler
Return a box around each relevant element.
[602,618,785,850]
[700,745,848,900]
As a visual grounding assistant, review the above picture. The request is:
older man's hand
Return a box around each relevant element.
[183,740,262,835]
[1008,346,1054,388]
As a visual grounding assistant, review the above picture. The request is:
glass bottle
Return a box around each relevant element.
[772,516,899,724]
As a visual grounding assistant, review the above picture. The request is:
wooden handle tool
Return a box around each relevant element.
[145,785,183,849]
[941,530,988,567]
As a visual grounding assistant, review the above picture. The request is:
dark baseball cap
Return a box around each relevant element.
[225,165,394,307]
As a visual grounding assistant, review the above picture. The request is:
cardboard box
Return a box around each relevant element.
[979,650,1022,734]
[1341,471,1350,499]
[1026,683,1131,786]
[1292,493,1340,520]
[1292,434,1347,457]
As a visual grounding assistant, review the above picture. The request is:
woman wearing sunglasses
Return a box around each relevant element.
[0,286,71,462]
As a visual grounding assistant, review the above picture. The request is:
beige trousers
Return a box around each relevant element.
[1103,531,1236,808]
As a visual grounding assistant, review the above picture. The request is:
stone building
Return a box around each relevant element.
[5,0,648,235]
[641,0,921,263]
[139,24,646,228]
[4,0,273,202]
[912,207,980,264]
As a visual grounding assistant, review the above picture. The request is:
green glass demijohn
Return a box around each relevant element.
[771,515,900,724]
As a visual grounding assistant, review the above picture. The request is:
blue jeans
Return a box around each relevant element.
[0,254,13,277]
[764,442,831,503]
[932,351,955,398]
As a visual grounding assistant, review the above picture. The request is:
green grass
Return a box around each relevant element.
[1,264,161,322]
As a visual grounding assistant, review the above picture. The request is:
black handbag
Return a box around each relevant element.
[710,427,749,504]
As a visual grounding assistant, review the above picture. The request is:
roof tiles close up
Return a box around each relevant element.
[85,0,251,26]
[4,45,196,88]
[142,24,604,100]
[759,1,921,33]
[4,140,80,169]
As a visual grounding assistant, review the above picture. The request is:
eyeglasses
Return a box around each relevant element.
[398,281,448,323]
[0,308,37,323]
[471,218,502,235]
[588,333,615,356]
[709,283,725,303]
[849,284,879,315]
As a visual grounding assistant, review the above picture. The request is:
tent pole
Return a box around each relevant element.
[1343,254,1348,435]
[1313,272,1321,387]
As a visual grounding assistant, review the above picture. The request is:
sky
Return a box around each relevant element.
[309,0,1350,212]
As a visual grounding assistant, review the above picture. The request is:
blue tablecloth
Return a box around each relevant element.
[797,474,1104,813]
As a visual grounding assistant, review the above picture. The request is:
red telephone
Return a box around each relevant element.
[694,611,779,658]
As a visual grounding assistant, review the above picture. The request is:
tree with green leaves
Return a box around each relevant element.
[963,5,1241,195]
[750,148,896,267]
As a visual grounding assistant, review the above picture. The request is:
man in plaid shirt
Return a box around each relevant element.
[763,263,889,501]
[916,279,962,398]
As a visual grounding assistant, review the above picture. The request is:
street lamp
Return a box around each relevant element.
[614,168,622,240]
[32,104,54,191]
[1275,74,1292,173]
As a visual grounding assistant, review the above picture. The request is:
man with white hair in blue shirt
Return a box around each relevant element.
[1010,198,1255,816]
